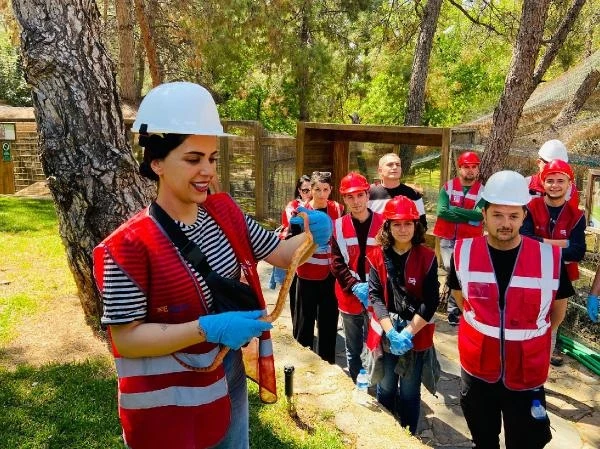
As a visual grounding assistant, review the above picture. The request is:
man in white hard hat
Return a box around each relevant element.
[521,159,586,366]
[368,153,428,230]
[446,170,574,449]
[526,139,579,210]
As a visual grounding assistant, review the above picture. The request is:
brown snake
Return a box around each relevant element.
[172,212,318,372]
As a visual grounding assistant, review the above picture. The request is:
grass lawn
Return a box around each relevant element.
[0,196,346,449]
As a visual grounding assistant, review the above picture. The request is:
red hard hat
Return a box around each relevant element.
[457,151,481,167]
[383,196,420,221]
[339,172,370,194]
[540,159,574,182]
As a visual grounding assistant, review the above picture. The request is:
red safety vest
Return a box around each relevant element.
[93,193,276,449]
[365,245,436,352]
[296,200,344,280]
[332,212,384,314]
[433,178,484,240]
[527,196,584,281]
[528,173,579,210]
[279,198,307,239]
[455,236,560,390]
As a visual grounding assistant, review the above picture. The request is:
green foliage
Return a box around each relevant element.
[0,27,31,106]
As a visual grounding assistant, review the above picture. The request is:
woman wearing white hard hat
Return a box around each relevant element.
[93,82,332,449]
[446,170,574,449]
[526,139,579,210]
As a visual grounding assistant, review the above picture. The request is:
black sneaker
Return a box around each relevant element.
[550,353,564,367]
[448,313,460,326]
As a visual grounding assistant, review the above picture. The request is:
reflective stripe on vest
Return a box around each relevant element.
[120,377,228,410]
[115,347,221,377]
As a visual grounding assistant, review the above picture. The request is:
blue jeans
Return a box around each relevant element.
[340,311,368,382]
[214,349,249,449]
[376,349,425,435]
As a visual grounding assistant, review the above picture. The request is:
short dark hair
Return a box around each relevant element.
[138,133,189,181]
[482,201,527,213]
[375,220,425,249]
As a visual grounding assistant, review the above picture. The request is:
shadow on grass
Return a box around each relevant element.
[0,197,58,233]
[0,358,124,449]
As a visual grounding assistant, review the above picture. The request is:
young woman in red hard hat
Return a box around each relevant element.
[365,195,440,435]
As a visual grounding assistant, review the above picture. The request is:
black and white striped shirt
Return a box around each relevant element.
[100,207,279,325]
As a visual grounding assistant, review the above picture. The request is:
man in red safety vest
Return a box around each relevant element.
[330,172,384,382]
[447,170,574,449]
[432,151,485,325]
[520,159,586,367]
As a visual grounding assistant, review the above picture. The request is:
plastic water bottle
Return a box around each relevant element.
[354,369,370,406]
[531,399,547,420]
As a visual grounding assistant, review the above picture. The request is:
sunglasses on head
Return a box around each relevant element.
[300,188,311,194]
[312,171,332,177]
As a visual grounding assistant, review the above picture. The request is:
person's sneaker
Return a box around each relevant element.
[448,313,460,326]
[550,353,564,367]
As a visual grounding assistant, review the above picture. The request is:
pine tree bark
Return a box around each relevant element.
[479,0,552,180]
[133,0,163,86]
[115,0,138,102]
[553,69,600,128]
[12,0,154,327]
[400,0,442,172]
[480,0,586,180]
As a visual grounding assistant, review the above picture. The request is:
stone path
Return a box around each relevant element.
[258,261,600,449]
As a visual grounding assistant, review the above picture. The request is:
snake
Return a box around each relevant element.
[172,212,317,372]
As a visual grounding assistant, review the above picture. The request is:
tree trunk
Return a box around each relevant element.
[133,0,163,86]
[479,0,552,180]
[297,3,311,122]
[400,0,442,172]
[480,0,586,179]
[12,0,154,327]
[553,69,600,128]
[115,0,138,102]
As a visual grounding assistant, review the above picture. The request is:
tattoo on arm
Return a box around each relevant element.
[160,323,168,332]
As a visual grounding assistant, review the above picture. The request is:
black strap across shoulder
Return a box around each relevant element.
[149,202,213,276]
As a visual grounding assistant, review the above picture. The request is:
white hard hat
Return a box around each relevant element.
[538,139,568,162]
[132,81,228,136]
[481,170,531,206]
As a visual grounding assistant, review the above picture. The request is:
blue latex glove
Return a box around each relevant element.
[386,328,414,356]
[289,206,333,248]
[199,310,272,350]
[587,294,599,323]
[351,282,369,308]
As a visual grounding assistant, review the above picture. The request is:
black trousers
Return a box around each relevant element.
[289,275,298,336]
[293,273,339,364]
[460,369,552,449]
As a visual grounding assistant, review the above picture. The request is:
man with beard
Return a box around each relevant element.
[520,159,586,366]
[432,151,485,325]
[447,170,573,449]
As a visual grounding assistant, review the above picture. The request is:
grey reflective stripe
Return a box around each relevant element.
[115,347,220,377]
[260,337,273,356]
[368,199,388,213]
[334,218,351,264]
[119,377,228,409]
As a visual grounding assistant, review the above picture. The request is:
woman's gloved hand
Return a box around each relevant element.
[386,328,414,356]
[587,294,599,323]
[198,310,272,350]
[289,207,333,247]
[351,282,369,308]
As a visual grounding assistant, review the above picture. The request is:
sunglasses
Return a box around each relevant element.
[300,188,311,194]
[312,171,332,177]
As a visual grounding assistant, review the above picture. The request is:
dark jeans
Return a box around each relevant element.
[376,349,425,435]
[340,310,368,382]
[293,274,339,363]
[460,370,552,449]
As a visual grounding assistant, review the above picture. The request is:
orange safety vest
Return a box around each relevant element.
[365,245,436,352]
[455,236,560,390]
[296,200,344,280]
[332,212,384,314]
[93,193,276,449]
[432,178,484,240]
[527,196,584,281]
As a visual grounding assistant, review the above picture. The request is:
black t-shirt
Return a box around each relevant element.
[447,241,574,308]
[351,210,373,280]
